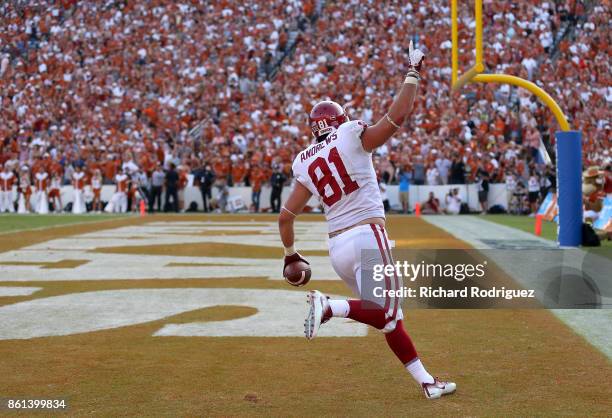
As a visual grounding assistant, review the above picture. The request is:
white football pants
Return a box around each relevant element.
[328,223,403,332]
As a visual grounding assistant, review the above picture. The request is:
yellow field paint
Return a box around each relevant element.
[0,259,89,269]
[473,74,570,131]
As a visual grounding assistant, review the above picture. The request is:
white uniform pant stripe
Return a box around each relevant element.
[370,224,399,321]
[377,225,400,321]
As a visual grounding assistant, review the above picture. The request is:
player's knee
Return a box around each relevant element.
[381,308,404,334]
[382,318,398,333]
[278,209,293,225]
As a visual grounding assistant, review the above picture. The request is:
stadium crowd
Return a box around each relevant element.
[0,0,609,215]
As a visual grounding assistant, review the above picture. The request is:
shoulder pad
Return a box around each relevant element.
[339,120,368,136]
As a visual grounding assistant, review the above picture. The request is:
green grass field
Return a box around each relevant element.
[482,214,611,248]
[0,214,129,234]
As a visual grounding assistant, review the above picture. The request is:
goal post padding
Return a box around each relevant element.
[556,131,582,247]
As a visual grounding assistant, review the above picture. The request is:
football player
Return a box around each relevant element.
[278,43,456,399]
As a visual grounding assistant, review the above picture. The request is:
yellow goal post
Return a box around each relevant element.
[450,0,570,132]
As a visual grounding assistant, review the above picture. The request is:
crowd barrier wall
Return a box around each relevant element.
[7,183,511,212]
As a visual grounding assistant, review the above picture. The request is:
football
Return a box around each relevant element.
[284,260,311,287]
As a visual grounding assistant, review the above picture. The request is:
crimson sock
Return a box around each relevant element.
[347,302,425,381]
[347,300,387,329]
[384,320,418,365]
[347,302,418,363]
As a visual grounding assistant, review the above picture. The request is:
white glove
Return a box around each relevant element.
[408,41,425,70]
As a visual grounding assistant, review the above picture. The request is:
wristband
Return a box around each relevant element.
[281,206,297,217]
[284,245,296,256]
[404,69,421,85]
[385,114,401,129]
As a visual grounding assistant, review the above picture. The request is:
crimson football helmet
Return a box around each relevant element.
[308,101,349,141]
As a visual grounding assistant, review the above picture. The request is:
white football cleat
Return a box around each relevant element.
[304,290,331,340]
[422,378,456,399]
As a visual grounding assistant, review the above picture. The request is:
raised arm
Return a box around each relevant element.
[361,41,425,152]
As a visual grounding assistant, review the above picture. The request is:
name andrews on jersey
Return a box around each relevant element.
[299,132,339,162]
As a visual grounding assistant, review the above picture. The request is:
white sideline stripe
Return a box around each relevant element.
[422,215,556,249]
[0,287,42,296]
[422,215,612,359]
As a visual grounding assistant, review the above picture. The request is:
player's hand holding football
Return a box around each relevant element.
[283,252,311,287]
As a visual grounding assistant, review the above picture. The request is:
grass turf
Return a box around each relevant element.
[0,215,610,416]
[481,214,611,248]
[0,214,129,234]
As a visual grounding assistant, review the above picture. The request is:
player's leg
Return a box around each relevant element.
[325,224,400,329]
[312,224,455,398]
[308,225,393,334]
[374,225,456,398]
[369,225,455,396]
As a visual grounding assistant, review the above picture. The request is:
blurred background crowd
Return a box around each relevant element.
[0,0,610,214]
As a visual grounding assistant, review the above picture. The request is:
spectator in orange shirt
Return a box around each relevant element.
[250,165,268,213]
[231,157,247,186]
[213,157,230,183]
[103,156,118,184]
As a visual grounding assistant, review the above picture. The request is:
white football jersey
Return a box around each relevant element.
[292,120,384,232]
